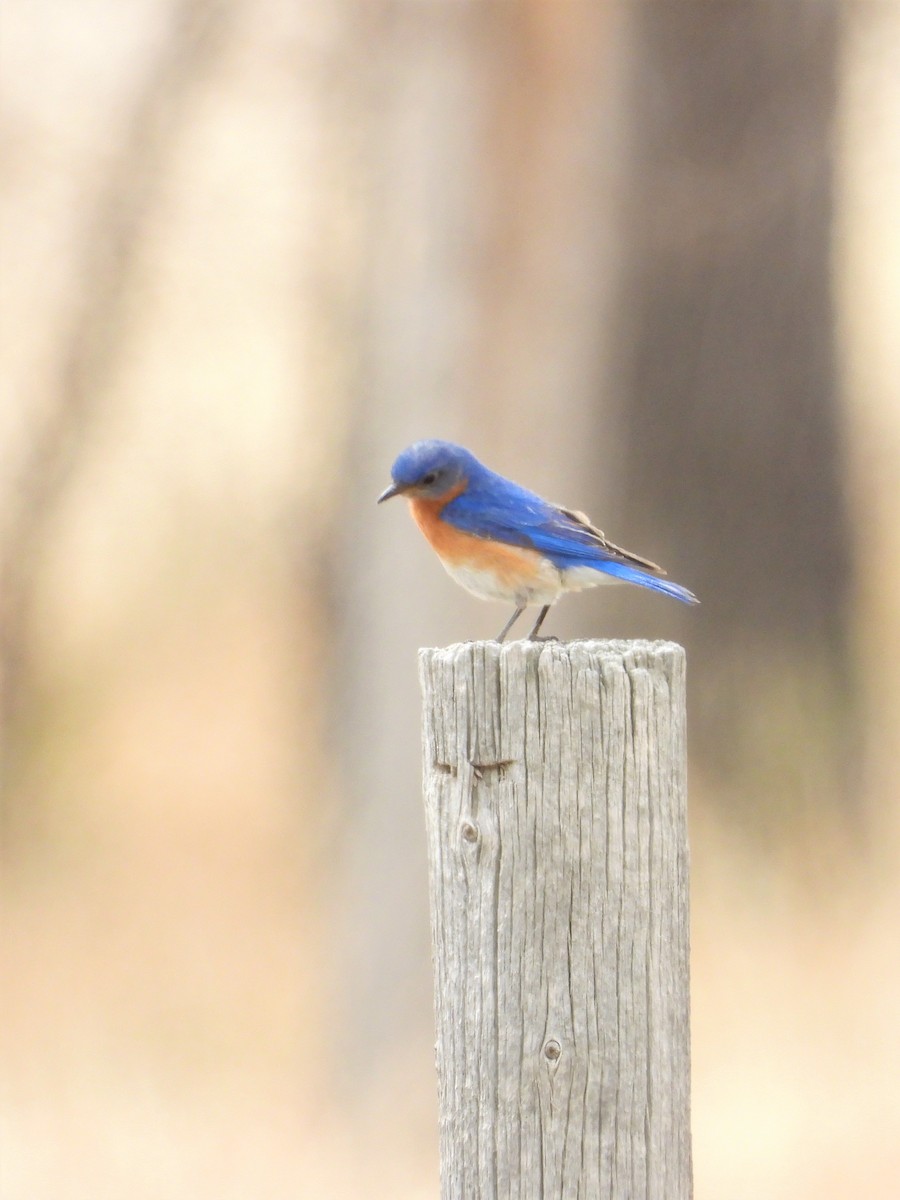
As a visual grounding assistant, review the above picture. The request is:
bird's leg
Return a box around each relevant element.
[526,605,555,641]
[495,606,525,643]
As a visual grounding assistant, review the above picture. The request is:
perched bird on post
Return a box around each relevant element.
[378,439,698,642]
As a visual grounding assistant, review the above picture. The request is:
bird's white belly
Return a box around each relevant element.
[441,557,563,607]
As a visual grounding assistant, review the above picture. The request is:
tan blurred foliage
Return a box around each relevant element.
[1,2,899,1198]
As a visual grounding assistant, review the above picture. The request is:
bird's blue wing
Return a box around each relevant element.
[444,475,649,568]
[444,474,699,604]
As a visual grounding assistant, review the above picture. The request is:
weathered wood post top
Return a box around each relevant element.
[419,638,692,1200]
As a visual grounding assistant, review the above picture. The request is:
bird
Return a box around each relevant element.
[378,439,698,642]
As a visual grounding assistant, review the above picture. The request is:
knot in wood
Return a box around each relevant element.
[459,820,479,845]
[543,1039,561,1062]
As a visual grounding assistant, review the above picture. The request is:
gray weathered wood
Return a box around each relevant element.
[419,639,692,1200]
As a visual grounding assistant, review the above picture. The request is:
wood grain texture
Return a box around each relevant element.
[419,639,691,1200]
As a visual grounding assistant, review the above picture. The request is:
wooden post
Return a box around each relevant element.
[419,639,692,1200]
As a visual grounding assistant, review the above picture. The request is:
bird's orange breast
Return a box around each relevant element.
[407,488,551,593]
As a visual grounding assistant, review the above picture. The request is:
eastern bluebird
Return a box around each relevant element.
[378,440,698,641]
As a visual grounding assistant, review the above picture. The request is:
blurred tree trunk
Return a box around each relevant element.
[612,0,856,830]
[0,0,233,798]
[332,0,629,1090]
[836,2,900,841]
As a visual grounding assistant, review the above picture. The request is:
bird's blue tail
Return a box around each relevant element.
[599,561,699,605]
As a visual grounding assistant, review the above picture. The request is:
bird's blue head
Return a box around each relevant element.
[378,440,480,504]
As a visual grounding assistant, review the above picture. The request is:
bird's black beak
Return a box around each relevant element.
[377,482,405,504]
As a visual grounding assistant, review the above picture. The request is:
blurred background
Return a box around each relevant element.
[2,1,899,1196]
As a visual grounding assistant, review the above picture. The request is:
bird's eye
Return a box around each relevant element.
[422,472,437,486]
